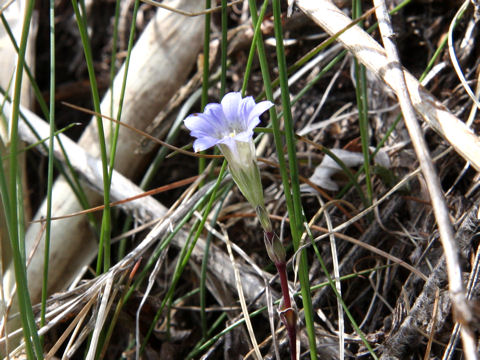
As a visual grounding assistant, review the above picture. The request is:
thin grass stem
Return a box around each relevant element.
[5,0,43,357]
[271,1,317,358]
[40,0,56,341]
[106,0,139,264]
[241,0,268,97]
[199,0,212,183]
[220,0,228,96]
[71,0,112,273]
[247,1,294,257]
[353,0,373,208]
[107,0,140,181]
[109,0,121,119]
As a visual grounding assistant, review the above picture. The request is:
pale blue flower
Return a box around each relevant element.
[184,92,274,225]
[184,92,273,153]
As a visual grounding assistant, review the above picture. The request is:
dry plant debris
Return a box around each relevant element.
[1,0,480,359]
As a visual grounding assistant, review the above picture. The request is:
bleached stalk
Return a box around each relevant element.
[371,1,476,358]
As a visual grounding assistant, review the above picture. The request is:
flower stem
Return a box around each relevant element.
[264,231,297,360]
[275,261,292,309]
[274,260,297,360]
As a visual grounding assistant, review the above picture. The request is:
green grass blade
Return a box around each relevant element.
[40,0,57,340]
[246,0,294,246]
[5,0,43,357]
[336,0,448,199]
[0,156,11,235]
[220,0,228,96]
[241,0,268,97]
[105,0,139,265]
[71,0,112,273]
[352,0,372,209]
[354,58,372,205]
[9,103,97,230]
[419,35,447,83]
[201,0,212,110]
[109,0,121,119]
[107,0,139,180]
[271,1,317,358]
[198,0,212,183]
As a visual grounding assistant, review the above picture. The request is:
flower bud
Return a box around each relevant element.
[264,231,286,265]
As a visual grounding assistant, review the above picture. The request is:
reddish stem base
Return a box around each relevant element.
[275,261,297,360]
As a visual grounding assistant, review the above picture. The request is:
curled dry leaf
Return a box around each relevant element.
[302,147,391,191]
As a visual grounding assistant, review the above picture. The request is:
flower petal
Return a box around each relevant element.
[247,100,274,127]
[184,113,219,138]
[221,92,242,126]
[203,103,229,135]
[246,117,261,133]
[239,96,256,129]
[241,96,256,110]
[234,130,254,143]
[184,93,270,155]
[193,136,219,152]
[184,114,209,132]
[204,103,222,113]
[217,136,239,157]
